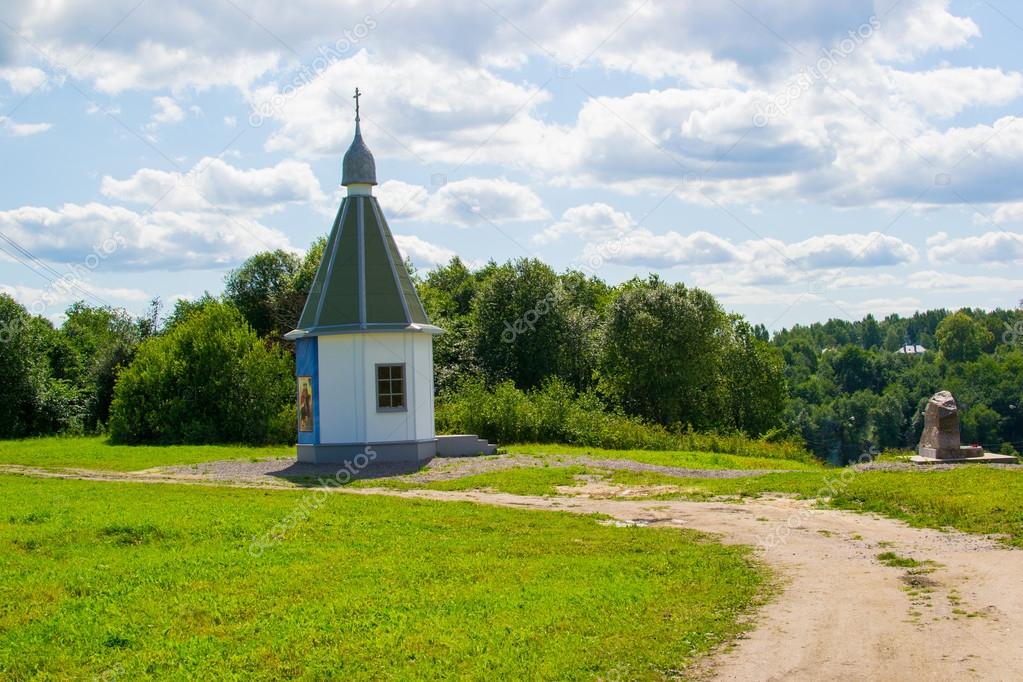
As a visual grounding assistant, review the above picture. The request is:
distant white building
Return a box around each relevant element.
[896,344,927,355]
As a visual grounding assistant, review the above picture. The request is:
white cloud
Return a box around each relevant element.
[830,273,901,289]
[595,49,747,88]
[430,178,549,226]
[830,297,924,318]
[377,177,548,226]
[890,67,1023,119]
[906,270,1023,292]
[989,203,1023,226]
[84,102,121,116]
[0,0,978,94]
[867,0,980,61]
[595,228,743,267]
[100,158,324,213]
[784,232,919,269]
[694,282,820,307]
[83,48,281,95]
[584,218,917,272]
[0,66,47,94]
[928,231,1023,264]
[534,203,633,244]
[0,116,51,136]
[146,95,185,129]
[260,50,558,166]
[393,234,456,267]
[0,202,292,271]
[376,180,430,220]
[5,1,1010,212]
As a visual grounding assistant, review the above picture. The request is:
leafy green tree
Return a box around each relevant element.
[58,302,146,429]
[420,256,480,320]
[0,295,86,436]
[109,302,293,444]
[936,311,993,362]
[826,346,877,393]
[722,320,786,436]
[0,295,41,437]
[960,403,1001,446]
[555,270,611,391]
[869,389,907,449]
[223,249,301,338]
[416,258,498,394]
[598,277,728,429]
[164,293,219,331]
[860,314,882,349]
[882,323,906,352]
[469,258,572,390]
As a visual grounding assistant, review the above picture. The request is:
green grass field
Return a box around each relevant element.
[2,436,1022,678]
[506,443,822,470]
[0,438,819,474]
[0,474,766,680]
[0,436,291,471]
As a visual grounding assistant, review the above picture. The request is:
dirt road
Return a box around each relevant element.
[4,463,1022,681]
[370,488,1023,681]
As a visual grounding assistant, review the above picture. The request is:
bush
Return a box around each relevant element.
[1001,442,1020,457]
[33,378,86,435]
[109,302,294,445]
[436,378,814,463]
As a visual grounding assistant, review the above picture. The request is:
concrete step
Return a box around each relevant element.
[436,434,497,457]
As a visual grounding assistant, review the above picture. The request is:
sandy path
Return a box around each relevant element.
[3,464,1022,681]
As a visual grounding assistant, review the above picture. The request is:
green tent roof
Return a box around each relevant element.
[290,195,435,337]
[287,107,438,339]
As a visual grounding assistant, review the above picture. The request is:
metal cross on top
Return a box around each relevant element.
[353,87,361,121]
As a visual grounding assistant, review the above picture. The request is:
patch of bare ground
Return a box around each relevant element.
[75,453,787,486]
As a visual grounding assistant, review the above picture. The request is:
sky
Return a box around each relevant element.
[1,0,1022,331]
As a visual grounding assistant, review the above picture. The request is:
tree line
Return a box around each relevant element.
[0,241,1020,463]
[775,308,1023,462]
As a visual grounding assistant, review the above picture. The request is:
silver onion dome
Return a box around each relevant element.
[341,88,377,186]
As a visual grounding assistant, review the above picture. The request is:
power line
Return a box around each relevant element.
[0,232,113,308]
[0,243,57,286]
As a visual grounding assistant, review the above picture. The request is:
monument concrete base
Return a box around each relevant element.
[911,451,1018,465]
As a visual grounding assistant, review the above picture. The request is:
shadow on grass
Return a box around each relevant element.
[264,460,427,487]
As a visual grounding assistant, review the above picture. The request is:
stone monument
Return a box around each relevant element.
[913,391,1017,464]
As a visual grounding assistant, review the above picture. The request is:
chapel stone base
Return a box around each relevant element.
[435,434,498,457]
[297,439,436,465]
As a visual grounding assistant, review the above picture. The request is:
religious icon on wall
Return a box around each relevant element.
[298,376,314,432]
